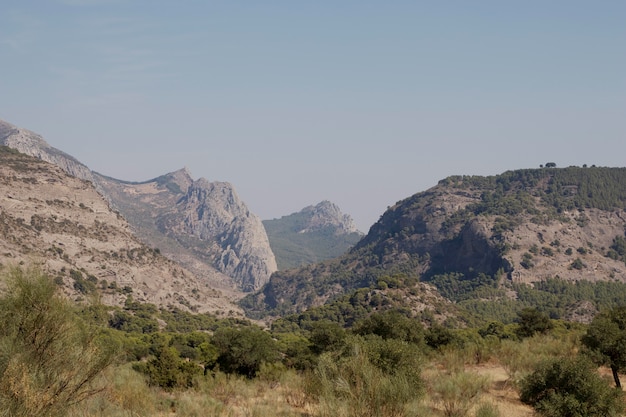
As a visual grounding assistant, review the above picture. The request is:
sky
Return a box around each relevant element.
[1,1,624,232]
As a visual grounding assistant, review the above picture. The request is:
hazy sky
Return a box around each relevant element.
[1,1,624,231]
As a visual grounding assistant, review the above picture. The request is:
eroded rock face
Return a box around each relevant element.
[0,147,237,314]
[96,171,277,292]
[177,180,278,291]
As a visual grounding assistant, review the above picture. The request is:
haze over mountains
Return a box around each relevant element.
[263,201,363,270]
[0,119,361,307]
[3,117,626,326]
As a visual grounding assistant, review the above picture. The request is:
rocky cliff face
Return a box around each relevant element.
[245,167,626,317]
[96,171,277,292]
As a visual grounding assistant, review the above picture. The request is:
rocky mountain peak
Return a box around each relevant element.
[177,179,276,291]
[299,200,360,235]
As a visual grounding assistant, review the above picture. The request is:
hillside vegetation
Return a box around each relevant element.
[244,166,626,323]
[5,266,626,417]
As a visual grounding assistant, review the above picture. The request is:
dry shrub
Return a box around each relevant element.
[432,371,490,417]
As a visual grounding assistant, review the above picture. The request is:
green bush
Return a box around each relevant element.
[519,356,624,417]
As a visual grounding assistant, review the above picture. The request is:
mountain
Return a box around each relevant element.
[263,201,363,270]
[95,171,277,292]
[0,119,277,293]
[243,167,626,319]
[0,146,237,313]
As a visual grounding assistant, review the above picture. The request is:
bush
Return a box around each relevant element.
[306,337,424,417]
[0,267,117,416]
[516,308,553,338]
[432,371,490,417]
[519,356,624,417]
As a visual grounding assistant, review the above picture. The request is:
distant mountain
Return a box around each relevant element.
[0,146,236,313]
[263,201,363,270]
[0,119,276,294]
[243,167,626,319]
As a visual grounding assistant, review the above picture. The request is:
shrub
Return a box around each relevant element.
[432,371,490,417]
[519,356,624,417]
[306,336,423,417]
[0,267,117,416]
[516,308,553,338]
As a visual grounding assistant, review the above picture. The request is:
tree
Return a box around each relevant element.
[582,306,626,387]
[516,308,553,338]
[0,267,117,417]
[211,326,278,377]
[519,356,623,417]
[352,310,424,344]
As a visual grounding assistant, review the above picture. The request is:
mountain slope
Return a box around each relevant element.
[0,146,237,313]
[243,167,626,318]
[0,118,277,293]
[263,201,363,270]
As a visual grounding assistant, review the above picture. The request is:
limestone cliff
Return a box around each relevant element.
[96,171,277,292]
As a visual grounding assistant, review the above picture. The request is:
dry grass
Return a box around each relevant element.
[65,359,545,417]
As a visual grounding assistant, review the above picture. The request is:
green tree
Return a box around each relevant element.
[308,320,347,354]
[140,345,201,389]
[352,310,424,344]
[582,306,626,387]
[519,356,623,417]
[211,326,278,377]
[0,267,117,417]
[516,308,553,338]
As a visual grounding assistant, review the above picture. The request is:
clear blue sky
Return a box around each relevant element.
[1,1,624,231]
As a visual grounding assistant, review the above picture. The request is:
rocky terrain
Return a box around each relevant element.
[263,200,363,270]
[0,119,277,294]
[0,146,239,313]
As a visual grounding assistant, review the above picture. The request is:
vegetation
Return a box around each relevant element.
[0,267,117,417]
[582,306,626,387]
[519,356,624,417]
[4,266,626,417]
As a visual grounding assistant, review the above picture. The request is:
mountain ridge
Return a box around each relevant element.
[0,119,277,295]
[244,166,626,319]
